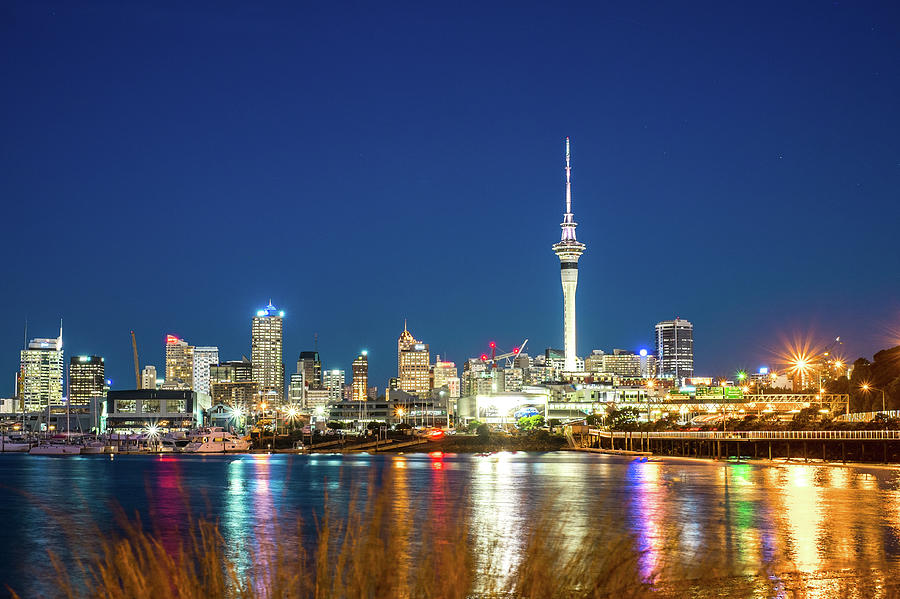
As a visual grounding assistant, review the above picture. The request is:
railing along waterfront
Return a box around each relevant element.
[590,429,900,441]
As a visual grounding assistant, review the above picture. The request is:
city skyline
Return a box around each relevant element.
[2,2,899,393]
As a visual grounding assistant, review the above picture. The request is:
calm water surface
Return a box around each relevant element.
[2,451,900,597]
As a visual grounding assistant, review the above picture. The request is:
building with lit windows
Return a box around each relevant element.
[601,350,642,378]
[297,351,322,390]
[69,355,105,408]
[164,335,193,389]
[192,346,219,397]
[141,365,158,390]
[432,356,460,398]
[251,302,285,404]
[105,389,210,432]
[352,352,368,401]
[210,359,257,409]
[655,318,694,381]
[288,373,304,405]
[323,369,345,402]
[20,332,64,413]
[398,324,430,398]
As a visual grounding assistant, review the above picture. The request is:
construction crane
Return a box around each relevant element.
[480,339,529,370]
[130,331,140,389]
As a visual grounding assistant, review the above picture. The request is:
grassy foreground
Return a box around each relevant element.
[14,471,900,599]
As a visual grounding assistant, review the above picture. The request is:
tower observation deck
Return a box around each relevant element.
[551,137,586,373]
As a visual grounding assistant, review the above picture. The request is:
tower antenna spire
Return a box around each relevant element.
[565,136,572,215]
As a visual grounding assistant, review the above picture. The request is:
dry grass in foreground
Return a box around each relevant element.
[12,472,900,599]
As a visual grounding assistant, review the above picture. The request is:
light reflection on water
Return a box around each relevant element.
[4,452,900,597]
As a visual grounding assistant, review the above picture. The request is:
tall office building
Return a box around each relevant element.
[252,302,285,403]
[351,352,368,401]
[398,324,430,398]
[297,351,323,389]
[551,137,586,372]
[323,369,345,402]
[19,329,64,412]
[655,318,694,381]
[432,356,460,398]
[68,355,105,408]
[141,365,158,390]
[192,346,219,397]
[165,335,194,389]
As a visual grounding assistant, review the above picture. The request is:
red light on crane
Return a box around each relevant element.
[480,354,488,361]
[489,342,496,349]
[513,347,520,354]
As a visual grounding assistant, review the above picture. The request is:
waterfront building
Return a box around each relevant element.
[398,324,430,398]
[551,137,586,373]
[655,318,694,381]
[164,335,193,389]
[105,389,210,432]
[19,331,64,413]
[192,346,219,397]
[432,356,460,398]
[141,365,158,390]
[251,302,285,404]
[323,369,345,402]
[297,351,323,389]
[305,388,331,410]
[352,352,368,401]
[68,355,104,408]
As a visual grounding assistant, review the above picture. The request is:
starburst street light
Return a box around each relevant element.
[860,382,886,413]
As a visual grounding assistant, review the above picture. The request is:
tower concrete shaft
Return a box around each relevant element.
[551,137,585,372]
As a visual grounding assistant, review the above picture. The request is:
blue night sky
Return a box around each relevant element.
[1,1,899,391]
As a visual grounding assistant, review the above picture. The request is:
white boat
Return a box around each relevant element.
[81,441,117,454]
[0,436,31,453]
[183,427,251,453]
[29,442,81,456]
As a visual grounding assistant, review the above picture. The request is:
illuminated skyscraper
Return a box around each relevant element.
[551,137,586,372]
[252,302,285,404]
[164,335,193,389]
[68,355,105,408]
[655,318,694,381]
[352,352,368,401]
[19,327,64,412]
[432,356,460,398]
[192,346,219,397]
[398,323,430,398]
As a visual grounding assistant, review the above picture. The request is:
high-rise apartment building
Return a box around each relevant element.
[68,355,105,407]
[655,318,694,381]
[192,346,219,397]
[251,302,284,403]
[165,335,193,389]
[398,324,430,398]
[352,352,368,401]
[432,356,460,398]
[288,373,304,406]
[19,332,64,412]
[141,365,158,390]
[323,369,345,402]
[297,351,322,390]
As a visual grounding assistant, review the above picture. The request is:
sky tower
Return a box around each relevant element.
[552,137,586,372]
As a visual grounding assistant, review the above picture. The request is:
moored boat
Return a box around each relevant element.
[183,427,251,453]
[29,442,81,456]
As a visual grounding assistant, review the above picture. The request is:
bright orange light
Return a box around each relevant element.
[861,383,871,392]
[260,402,268,411]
